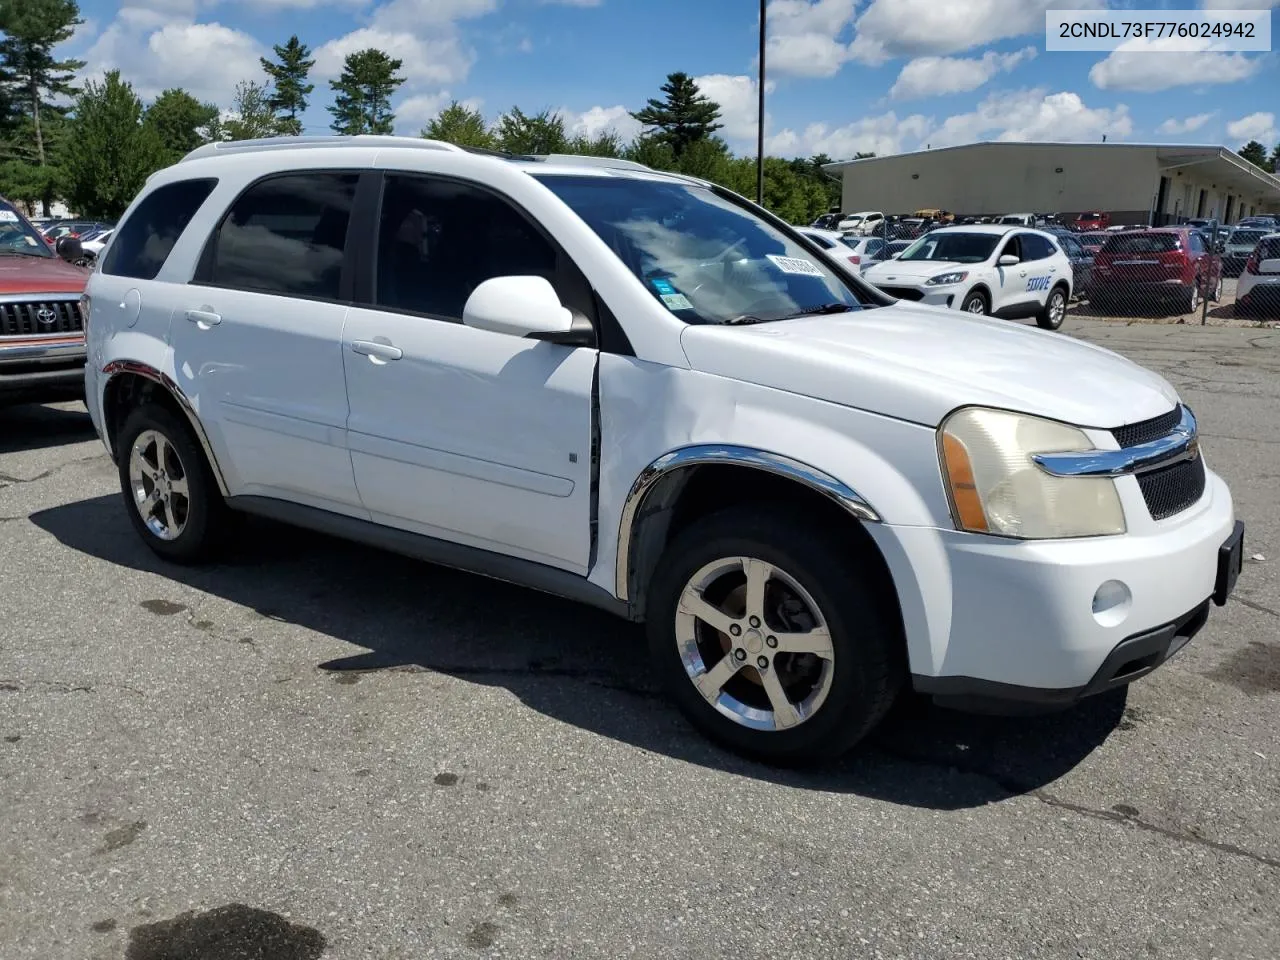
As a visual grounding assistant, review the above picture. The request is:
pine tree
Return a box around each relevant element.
[422,101,494,149]
[1238,140,1268,170]
[328,49,404,136]
[261,36,314,136]
[630,72,722,160]
[0,0,85,213]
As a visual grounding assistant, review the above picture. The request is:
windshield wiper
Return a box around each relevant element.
[790,302,856,317]
[723,314,774,325]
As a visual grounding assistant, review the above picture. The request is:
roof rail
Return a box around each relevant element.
[522,154,655,173]
[180,135,464,163]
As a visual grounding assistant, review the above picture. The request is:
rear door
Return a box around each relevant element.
[1019,233,1065,307]
[175,171,364,513]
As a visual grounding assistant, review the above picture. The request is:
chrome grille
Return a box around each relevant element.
[1110,407,1182,448]
[0,299,83,337]
[1138,457,1207,521]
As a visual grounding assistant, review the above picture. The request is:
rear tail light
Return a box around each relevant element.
[848,254,861,264]
[1245,253,1260,275]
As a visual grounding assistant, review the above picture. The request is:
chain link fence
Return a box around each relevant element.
[816,210,1280,325]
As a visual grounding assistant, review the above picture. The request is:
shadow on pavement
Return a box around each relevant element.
[0,402,94,454]
[32,494,1125,812]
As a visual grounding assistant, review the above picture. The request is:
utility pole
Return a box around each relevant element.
[757,0,766,205]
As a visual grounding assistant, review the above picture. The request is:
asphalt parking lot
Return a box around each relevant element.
[2,317,1278,960]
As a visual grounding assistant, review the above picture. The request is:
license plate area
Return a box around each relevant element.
[1214,521,1245,606]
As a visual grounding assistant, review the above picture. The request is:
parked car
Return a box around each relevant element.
[80,228,115,261]
[997,213,1036,226]
[83,136,1243,764]
[810,213,843,231]
[1073,211,1110,232]
[798,228,894,274]
[1046,229,1094,297]
[1220,228,1268,277]
[837,210,885,236]
[1088,228,1222,314]
[1077,231,1109,256]
[861,224,1073,329]
[1235,233,1280,318]
[1236,215,1278,231]
[0,196,92,405]
[882,239,912,259]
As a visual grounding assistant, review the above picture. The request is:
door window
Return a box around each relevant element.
[998,235,1022,261]
[374,174,586,323]
[103,179,218,280]
[203,172,358,300]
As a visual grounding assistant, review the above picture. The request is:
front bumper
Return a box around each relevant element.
[880,469,1239,708]
[0,336,87,400]
[872,281,960,309]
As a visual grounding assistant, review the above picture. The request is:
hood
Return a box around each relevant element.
[862,259,963,283]
[0,255,88,295]
[679,303,1178,429]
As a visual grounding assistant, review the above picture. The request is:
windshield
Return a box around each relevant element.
[0,201,54,258]
[898,232,1001,263]
[535,174,868,324]
[1228,230,1265,245]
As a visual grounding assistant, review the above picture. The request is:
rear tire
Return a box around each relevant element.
[1186,282,1202,315]
[960,290,989,315]
[117,404,228,564]
[1036,285,1068,330]
[645,507,904,765]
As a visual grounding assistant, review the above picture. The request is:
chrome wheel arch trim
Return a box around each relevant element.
[100,359,230,498]
[614,444,881,602]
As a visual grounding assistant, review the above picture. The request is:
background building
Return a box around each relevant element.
[824,142,1280,226]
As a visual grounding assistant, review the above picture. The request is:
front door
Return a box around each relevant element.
[176,170,364,513]
[994,233,1032,313]
[341,173,597,573]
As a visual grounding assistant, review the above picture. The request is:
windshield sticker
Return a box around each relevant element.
[651,278,677,296]
[766,254,824,277]
[660,293,693,311]
[0,210,18,222]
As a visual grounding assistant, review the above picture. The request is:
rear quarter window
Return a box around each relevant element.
[102,178,218,280]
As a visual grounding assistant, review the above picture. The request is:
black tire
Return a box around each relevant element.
[960,289,989,315]
[1036,284,1069,330]
[117,403,228,564]
[645,507,904,765]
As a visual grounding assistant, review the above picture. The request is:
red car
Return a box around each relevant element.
[1077,231,1110,255]
[1087,227,1223,314]
[1073,211,1110,232]
[0,197,91,405]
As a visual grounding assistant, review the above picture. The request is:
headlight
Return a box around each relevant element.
[928,271,968,285]
[939,407,1126,539]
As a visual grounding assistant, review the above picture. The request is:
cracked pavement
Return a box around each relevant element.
[1,317,1278,959]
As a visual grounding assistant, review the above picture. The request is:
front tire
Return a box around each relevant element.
[960,290,989,315]
[645,507,904,765]
[117,404,228,564]
[1036,285,1068,330]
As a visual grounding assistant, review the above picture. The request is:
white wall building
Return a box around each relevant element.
[824,142,1280,226]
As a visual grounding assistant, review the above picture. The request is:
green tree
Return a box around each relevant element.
[422,101,494,149]
[630,72,722,160]
[0,0,85,214]
[62,70,166,218]
[222,80,278,141]
[261,35,314,136]
[566,130,623,158]
[622,134,675,171]
[1239,140,1268,170]
[328,48,404,135]
[494,106,568,154]
[145,87,219,161]
[1268,142,1279,174]
[675,135,732,181]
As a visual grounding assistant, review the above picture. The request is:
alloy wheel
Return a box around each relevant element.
[128,429,191,541]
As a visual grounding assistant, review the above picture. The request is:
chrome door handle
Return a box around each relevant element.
[351,339,403,364]
[186,308,221,327]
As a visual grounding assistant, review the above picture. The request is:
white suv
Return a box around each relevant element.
[862,225,1073,329]
[83,136,1244,764]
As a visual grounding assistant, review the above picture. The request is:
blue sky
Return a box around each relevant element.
[63,0,1280,160]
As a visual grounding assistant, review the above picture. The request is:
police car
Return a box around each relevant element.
[861,224,1073,330]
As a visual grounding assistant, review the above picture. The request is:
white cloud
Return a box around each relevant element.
[1226,111,1278,146]
[1201,0,1278,7]
[764,0,858,78]
[1089,37,1263,91]
[83,17,265,104]
[767,112,931,158]
[1157,112,1215,135]
[849,0,1104,64]
[693,73,775,144]
[560,105,643,143]
[928,87,1132,148]
[314,27,474,88]
[395,92,486,134]
[889,46,1035,100]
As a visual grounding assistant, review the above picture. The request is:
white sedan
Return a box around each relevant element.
[861,224,1074,330]
[797,228,890,274]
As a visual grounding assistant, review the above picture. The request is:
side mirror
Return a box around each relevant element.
[55,235,83,263]
[462,275,591,345]
[998,254,1020,266]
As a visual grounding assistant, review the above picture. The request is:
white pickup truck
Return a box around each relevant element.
[83,137,1244,764]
